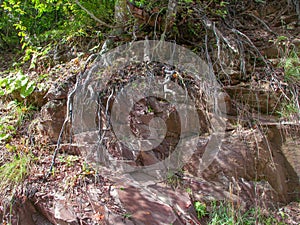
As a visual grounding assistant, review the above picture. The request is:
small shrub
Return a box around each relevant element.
[277,100,299,119]
[280,50,300,81]
[0,71,35,98]
[194,201,207,219]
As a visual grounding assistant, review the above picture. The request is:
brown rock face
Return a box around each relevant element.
[38,74,75,143]
[118,185,178,224]
[37,60,299,224]
[116,184,194,225]
[224,84,282,114]
[11,196,52,225]
[185,125,300,207]
[40,99,67,143]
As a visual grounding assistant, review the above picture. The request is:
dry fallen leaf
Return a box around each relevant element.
[92,212,105,221]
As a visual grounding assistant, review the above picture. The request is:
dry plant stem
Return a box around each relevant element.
[46,54,98,179]
[97,89,114,147]
[212,23,231,81]
[153,9,164,40]
[200,12,271,72]
[159,0,178,41]
[231,28,270,67]
[170,203,199,224]
[162,0,178,37]
[241,12,277,36]
[75,0,122,29]
[201,16,238,54]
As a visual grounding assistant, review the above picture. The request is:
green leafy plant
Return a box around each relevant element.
[186,187,192,194]
[278,102,299,118]
[147,105,153,113]
[22,44,53,69]
[207,0,229,18]
[281,50,300,80]
[269,36,300,119]
[129,0,147,8]
[207,201,284,225]
[80,161,95,175]
[166,170,183,188]
[123,213,132,219]
[0,71,36,98]
[194,201,207,219]
[209,201,235,225]
[58,155,80,167]
[271,36,300,81]
[0,0,114,52]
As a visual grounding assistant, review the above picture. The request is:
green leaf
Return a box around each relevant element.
[20,76,29,87]
[194,201,207,219]
[6,101,18,110]
[6,125,15,131]
[0,78,8,87]
[0,133,11,141]
[20,80,35,98]
[6,81,17,94]
[220,1,229,7]
[277,36,288,42]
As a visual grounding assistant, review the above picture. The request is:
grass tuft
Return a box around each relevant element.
[0,152,31,193]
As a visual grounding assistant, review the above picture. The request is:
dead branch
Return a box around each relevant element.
[200,16,239,54]
[231,28,271,67]
[75,0,122,29]
[241,12,277,35]
[46,53,98,179]
[163,0,178,34]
